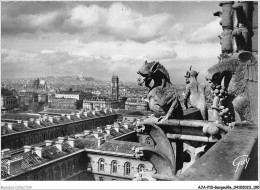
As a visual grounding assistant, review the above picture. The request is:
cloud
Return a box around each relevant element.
[187,19,222,44]
[144,50,177,61]
[2,2,175,43]
[174,41,221,60]
[65,2,176,42]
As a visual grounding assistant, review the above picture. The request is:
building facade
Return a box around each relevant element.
[83,98,119,111]
[125,98,149,111]
[1,96,18,111]
[48,98,82,110]
[18,92,38,106]
[38,94,48,103]
[55,91,86,100]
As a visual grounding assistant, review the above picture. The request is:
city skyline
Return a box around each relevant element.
[2,1,221,84]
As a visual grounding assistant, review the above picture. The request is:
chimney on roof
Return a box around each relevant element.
[97,127,102,133]
[55,141,63,151]
[43,115,47,120]
[23,121,28,127]
[58,137,65,143]
[92,131,99,138]
[34,147,43,158]
[136,118,141,126]
[114,125,120,133]
[45,140,53,146]
[7,158,23,175]
[35,119,41,125]
[67,138,75,147]
[1,149,11,158]
[7,123,13,130]
[66,114,71,120]
[84,130,90,136]
[75,134,84,139]
[97,137,105,147]
[17,120,22,124]
[24,145,32,153]
[105,128,111,135]
[76,113,81,118]
[106,125,112,129]
[48,116,53,123]
[123,123,129,129]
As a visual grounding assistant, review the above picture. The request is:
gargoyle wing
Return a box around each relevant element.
[156,87,178,107]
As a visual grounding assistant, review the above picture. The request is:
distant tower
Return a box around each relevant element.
[111,74,119,100]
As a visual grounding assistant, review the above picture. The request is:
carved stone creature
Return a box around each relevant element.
[184,66,208,120]
[206,51,258,124]
[137,61,183,121]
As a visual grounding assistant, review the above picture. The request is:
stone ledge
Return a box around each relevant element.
[179,123,258,181]
[183,108,202,120]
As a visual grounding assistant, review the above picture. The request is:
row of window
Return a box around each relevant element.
[31,159,80,181]
[4,100,17,105]
[98,159,145,175]
[99,177,116,181]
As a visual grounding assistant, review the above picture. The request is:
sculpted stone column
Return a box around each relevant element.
[214,1,234,54]
[252,1,258,53]
[232,2,253,52]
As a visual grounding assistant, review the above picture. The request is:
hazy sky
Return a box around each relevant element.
[1,1,222,84]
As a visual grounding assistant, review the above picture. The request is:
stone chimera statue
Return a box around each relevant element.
[183,66,208,120]
[137,61,183,121]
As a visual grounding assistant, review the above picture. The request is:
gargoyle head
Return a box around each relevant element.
[137,61,160,87]
[185,65,199,84]
[205,52,255,97]
[205,58,238,96]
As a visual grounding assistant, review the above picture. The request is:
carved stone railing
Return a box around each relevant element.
[132,117,258,181]
[132,114,230,180]
[179,122,258,181]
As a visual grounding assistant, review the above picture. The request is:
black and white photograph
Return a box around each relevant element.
[1,0,258,189]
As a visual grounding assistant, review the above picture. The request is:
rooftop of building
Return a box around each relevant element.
[56,90,85,95]
[1,109,116,136]
[83,96,119,102]
[1,140,80,179]
[1,119,138,179]
[116,109,152,116]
